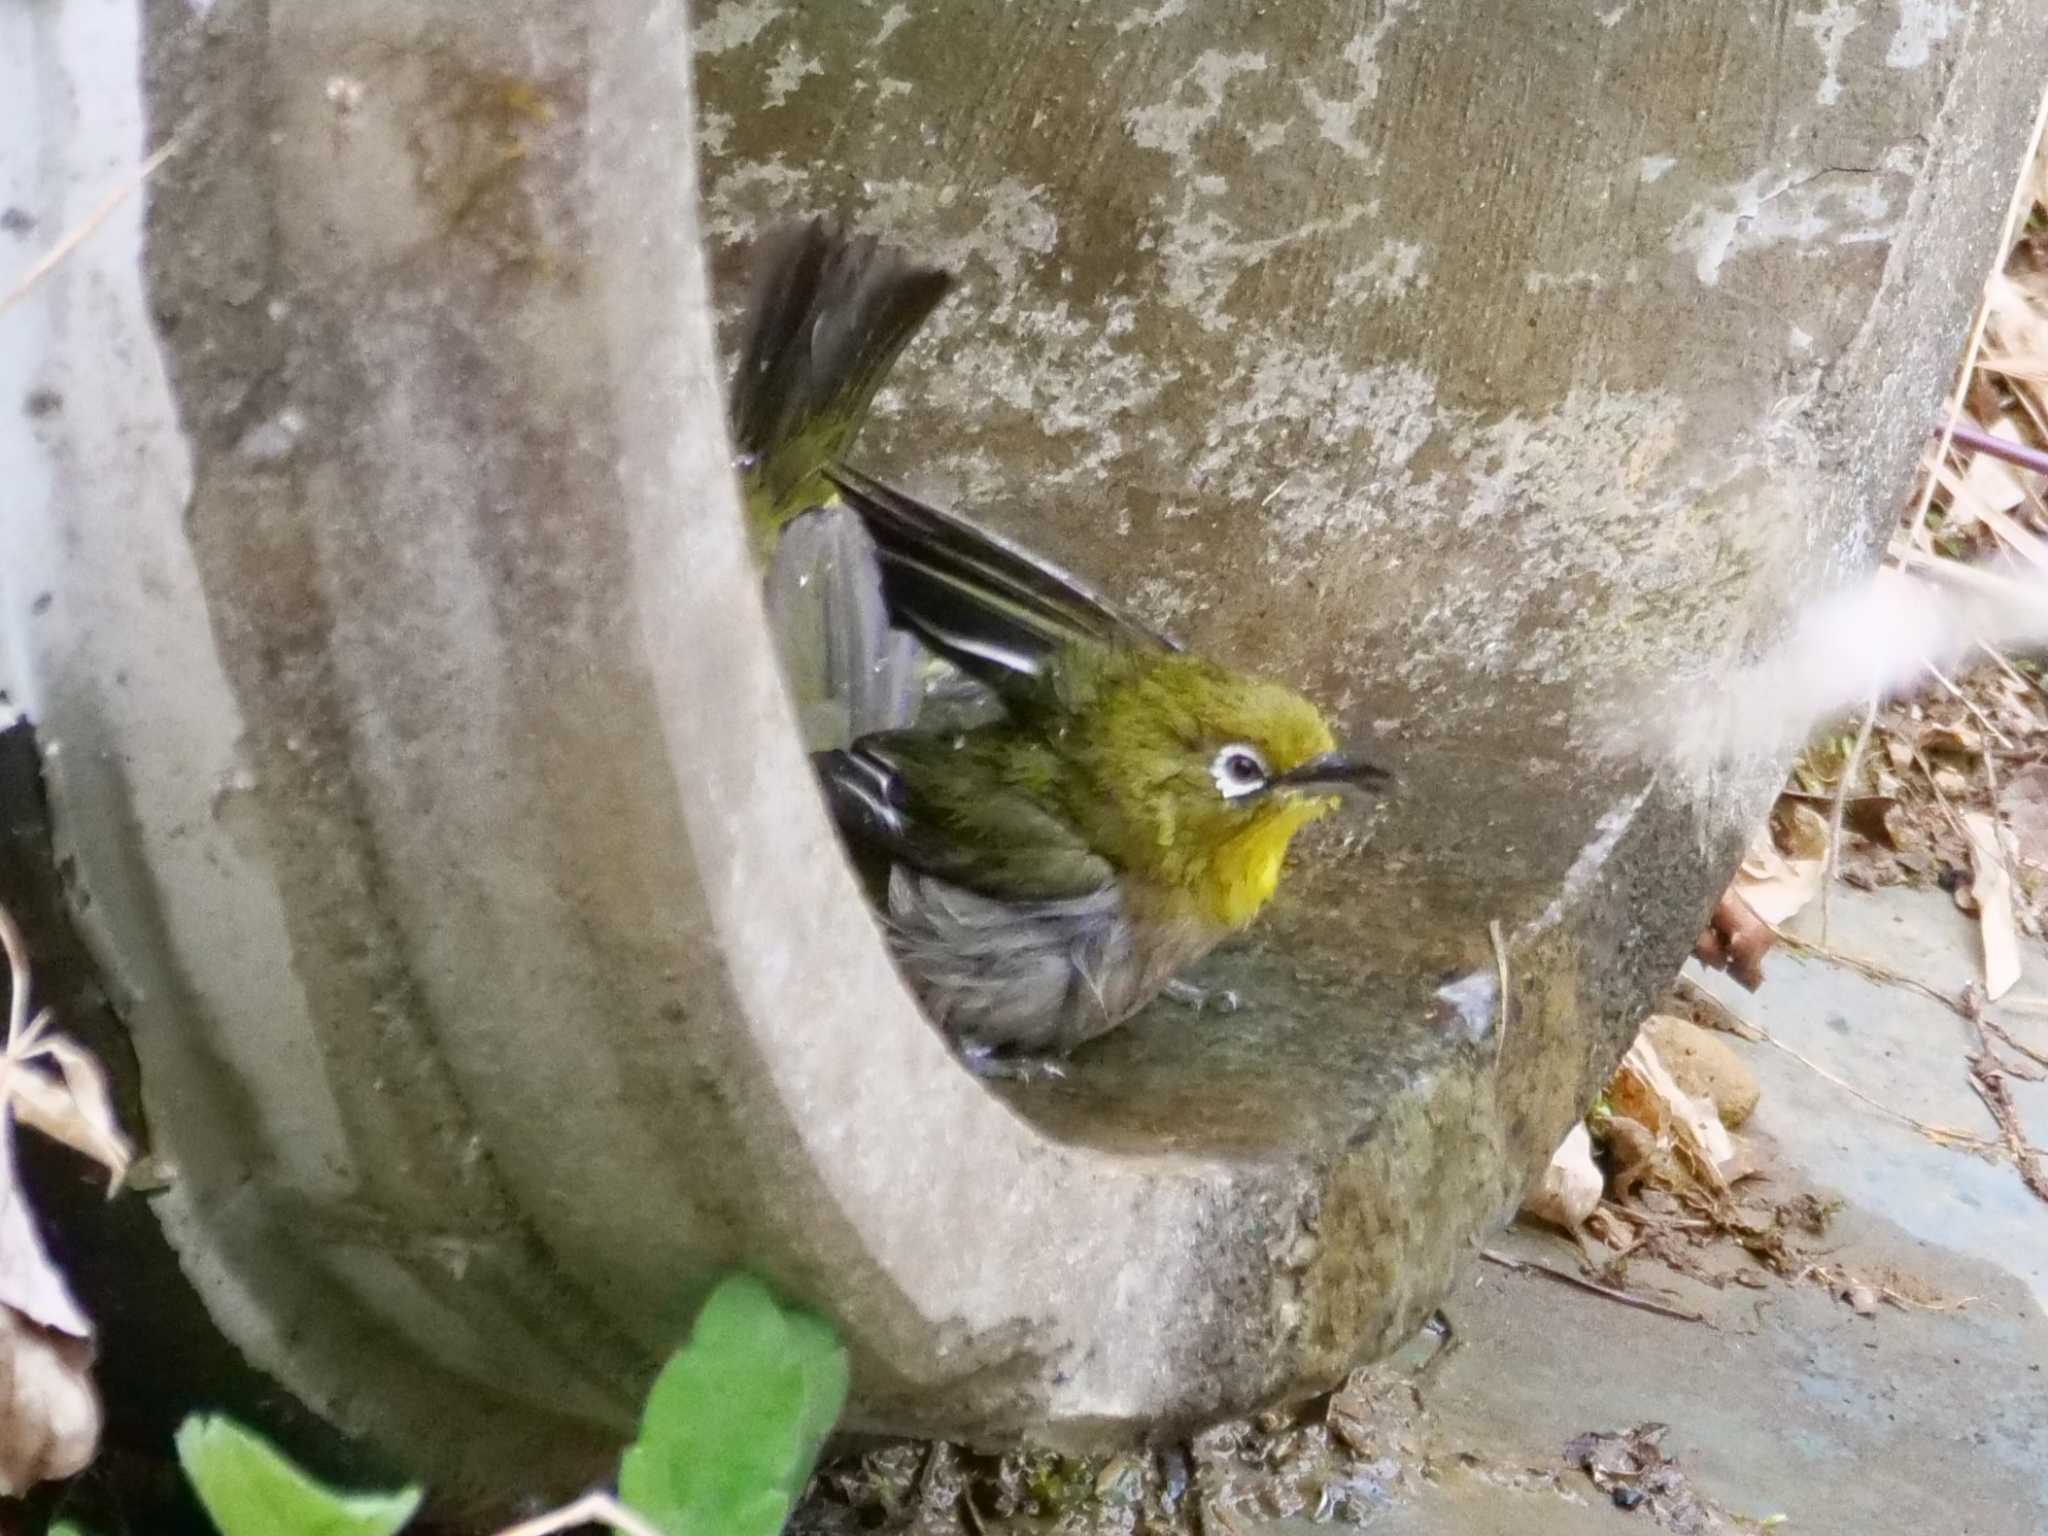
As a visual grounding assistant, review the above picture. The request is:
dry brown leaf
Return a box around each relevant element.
[1918,721,1985,756]
[0,1126,89,1341]
[0,1307,98,1496]
[1523,1122,1602,1233]
[0,902,111,1492]
[8,1041,132,1190]
[1732,838,1824,929]
[1964,812,2022,1000]
[1692,886,1778,990]
[0,1126,99,1495]
[1609,1037,1744,1194]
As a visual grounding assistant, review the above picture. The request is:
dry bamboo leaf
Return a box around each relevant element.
[1733,831,1824,929]
[1522,1122,1602,1233]
[0,1122,99,1494]
[1976,498,2048,576]
[18,1040,132,1191]
[0,1306,98,1496]
[1964,812,2022,1000]
[0,1125,89,1341]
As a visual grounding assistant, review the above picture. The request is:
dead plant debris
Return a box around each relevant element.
[1563,1424,1778,1534]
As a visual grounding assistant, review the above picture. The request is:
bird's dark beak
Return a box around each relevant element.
[1275,751,1394,793]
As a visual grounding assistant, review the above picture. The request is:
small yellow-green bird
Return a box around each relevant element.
[732,218,1389,1076]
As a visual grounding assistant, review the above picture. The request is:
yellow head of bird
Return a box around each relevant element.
[1077,655,1390,928]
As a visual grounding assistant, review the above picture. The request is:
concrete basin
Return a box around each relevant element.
[0,0,2040,1508]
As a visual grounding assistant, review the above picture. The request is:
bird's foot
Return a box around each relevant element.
[1163,978,1241,1014]
[958,1044,1068,1082]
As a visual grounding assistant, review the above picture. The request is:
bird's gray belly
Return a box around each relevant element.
[882,868,1212,1055]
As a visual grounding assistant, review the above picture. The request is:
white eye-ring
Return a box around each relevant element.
[1210,743,1271,800]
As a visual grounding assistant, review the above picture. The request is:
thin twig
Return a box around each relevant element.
[0,137,181,319]
[1480,1249,1708,1324]
[491,1491,669,1536]
[1968,1061,2048,1205]
[1911,743,1974,847]
[1978,640,2048,705]
[1925,663,2014,748]
[1822,698,1879,943]
[1981,1016,2048,1073]
[1774,930,1971,1016]
[1700,974,2004,1150]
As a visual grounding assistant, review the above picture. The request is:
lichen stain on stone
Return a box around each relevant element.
[1792,0,1865,107]
[1885,0,1964,68]
[1153,200,1371,331]
[1669,165,1903,286]
[1122,51,1269,157]
[1294,0,1419,162]
[762,41,824,108]
[692,0,790,57]
[405,60,567,278]
[1332,239,1429,304]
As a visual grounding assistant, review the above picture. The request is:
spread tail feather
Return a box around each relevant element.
[731,218,951,558]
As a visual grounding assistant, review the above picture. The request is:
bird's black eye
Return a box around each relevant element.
[1210,743,1271,800]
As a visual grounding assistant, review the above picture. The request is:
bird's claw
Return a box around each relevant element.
[1164,979,1241,1014]
[958,1044,1068,1082]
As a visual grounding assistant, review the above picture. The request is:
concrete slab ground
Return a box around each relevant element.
[1256,883,2048,1535]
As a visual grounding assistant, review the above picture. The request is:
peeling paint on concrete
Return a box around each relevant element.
[1886,0,1963,67]
[1296,0,1417,162]
[693,0,785,56]
[1123,51,1268,156]
[1117,0,1190,33]
[1639,154,1677,183]
[763,41,823,107]
[697,109,734,157]
[1794,0,1864,106]
[1671,167,1898,286]
[1334,239,1428,303]
[1153,201,1368,330]
[872,4,910,47]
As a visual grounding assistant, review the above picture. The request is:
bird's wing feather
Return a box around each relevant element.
[764,503,926,747]
[824,464,1177,695]
[813,733,1114,902]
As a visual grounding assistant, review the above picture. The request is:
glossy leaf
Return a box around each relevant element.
[618,1274,849,1536]
[175,1415,420,1536]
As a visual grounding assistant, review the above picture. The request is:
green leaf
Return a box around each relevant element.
[175,1415,421,1536]
[50,1522,98,1536]
[619,1273,850,1536]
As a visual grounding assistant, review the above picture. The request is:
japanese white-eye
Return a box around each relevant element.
[732,219,1389,1074]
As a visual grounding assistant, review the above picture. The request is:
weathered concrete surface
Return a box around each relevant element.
[1690,890,2048,1313]
[0,0,2041,1509]
[1315,1202,2048,1536]
[1245,885,2048,1536]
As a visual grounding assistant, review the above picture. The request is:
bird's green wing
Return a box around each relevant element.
[731,220,952,563]
[814,731,1113,903]
[824,464,1177,700]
